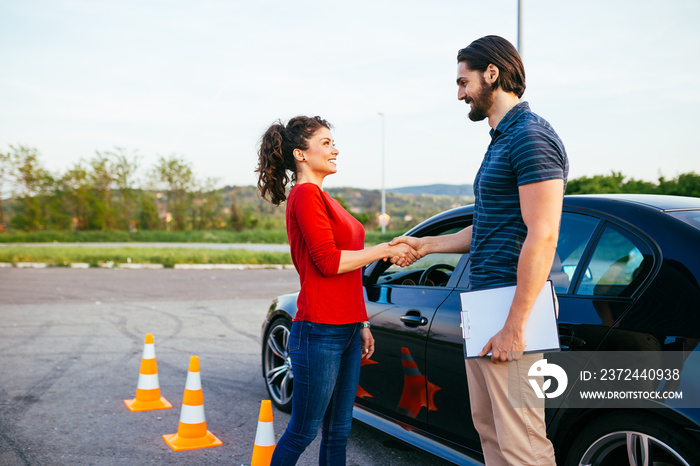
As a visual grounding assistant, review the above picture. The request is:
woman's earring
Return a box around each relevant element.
[302,157,306,161]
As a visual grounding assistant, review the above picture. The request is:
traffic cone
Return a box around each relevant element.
[124,333,172,412]
[251,400,276,466]
[396,347,441,419]
[163,356,223,451]
[356,358,379,398]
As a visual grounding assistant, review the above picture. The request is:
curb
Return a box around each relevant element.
[0,262,294,270]
[173,264,295,270]
[118,263,164,270]
[15,262,48,268]
[70,263,90,269]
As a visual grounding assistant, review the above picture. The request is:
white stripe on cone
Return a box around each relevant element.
[136,373,160,390]
[142,343,156,359]
[254,420,276,447]
[179,404,206,424]
[185,372,202,391]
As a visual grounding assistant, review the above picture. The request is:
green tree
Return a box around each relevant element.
[42,173,71,230]
[566,171,626,194]
[61,162,92,230]
[226,187,264,230]
[108,147,140,230]
[192,176,222,229]
[90,153,115,230]
[228,187,245,231]
[658,173,700,197]
[620,178,656,194]
[566,171,700,197]
[138,191,162,230]
[9,145,51,231]
[152,156,194,230]
[334,194,373,226]
[0,150,10,230]
[675,173,700,197]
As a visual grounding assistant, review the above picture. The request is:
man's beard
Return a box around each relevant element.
[467,78,495,122]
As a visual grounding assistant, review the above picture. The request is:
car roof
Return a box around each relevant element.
[410,194,700,235]
[564,194,700,211]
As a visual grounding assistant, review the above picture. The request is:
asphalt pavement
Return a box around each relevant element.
[0,268,452,465]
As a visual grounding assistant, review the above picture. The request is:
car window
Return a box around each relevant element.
[551,212,600,294]
[666,210,700,231]
[378,226,466,287]
[575,223,653,297]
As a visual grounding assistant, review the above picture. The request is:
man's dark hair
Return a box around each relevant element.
[457,35,526,98]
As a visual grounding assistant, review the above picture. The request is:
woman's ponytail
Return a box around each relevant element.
[255,116,331,205]
[256,123,294,205]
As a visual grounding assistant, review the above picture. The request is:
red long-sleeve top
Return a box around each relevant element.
[286,183,368,324]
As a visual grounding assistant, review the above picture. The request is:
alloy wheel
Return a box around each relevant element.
[263,320,293,410]
[579,430,690,466]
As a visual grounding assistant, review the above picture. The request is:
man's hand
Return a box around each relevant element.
[385,242,420,266]
[389,236,424,267]
[479,322,525,363]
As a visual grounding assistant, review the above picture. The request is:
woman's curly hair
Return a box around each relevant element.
[255,115,331,205]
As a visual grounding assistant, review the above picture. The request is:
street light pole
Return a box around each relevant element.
[378,112,386,235]
[517,0,524,59]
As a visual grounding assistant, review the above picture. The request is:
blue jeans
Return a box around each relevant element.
[270,321,362,466]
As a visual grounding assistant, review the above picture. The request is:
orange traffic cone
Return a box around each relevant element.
[356,358,379,399]
[124,333,172,412]
[251,400,276,466]
[163,356,223,451]
[396,347,441,419]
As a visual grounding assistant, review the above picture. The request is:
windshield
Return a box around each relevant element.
[667,209,700,231]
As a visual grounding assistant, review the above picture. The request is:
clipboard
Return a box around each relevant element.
[460,281,560,358]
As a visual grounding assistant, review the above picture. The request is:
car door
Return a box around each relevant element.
[422,210,657,451]
[358,224,469,431]
[554,211,656,352]
[424,263,483,454]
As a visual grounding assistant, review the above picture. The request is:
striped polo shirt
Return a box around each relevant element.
[470,101,569,290]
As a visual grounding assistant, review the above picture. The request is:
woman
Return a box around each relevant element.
[255,116,417,465]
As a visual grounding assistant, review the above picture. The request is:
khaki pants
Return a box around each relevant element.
[465,353,556,466]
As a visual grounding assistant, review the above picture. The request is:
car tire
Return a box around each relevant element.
[262,317,293,412]
[563,411,699,466]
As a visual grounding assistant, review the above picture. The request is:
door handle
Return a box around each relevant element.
[400,314,429,327]
[559,335,586,350]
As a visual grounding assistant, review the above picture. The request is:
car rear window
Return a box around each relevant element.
[667,210,700,230]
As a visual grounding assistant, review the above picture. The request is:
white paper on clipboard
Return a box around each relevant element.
[460,281,560,358]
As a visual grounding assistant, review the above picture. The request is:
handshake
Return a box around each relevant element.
[382,236,425,268]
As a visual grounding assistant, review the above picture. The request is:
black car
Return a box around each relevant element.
[261,194,700,465]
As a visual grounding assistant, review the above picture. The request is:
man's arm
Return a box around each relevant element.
[337,242,419,274]
[479,179,564,362]
[390,226,473,265]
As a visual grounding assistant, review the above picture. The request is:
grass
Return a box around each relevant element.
[0,229,289,244]
[0,228,410,267]
[0,246,292,268]
[0,228,408,245]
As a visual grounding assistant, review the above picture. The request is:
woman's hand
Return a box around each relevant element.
[387,239,422,267]
[361,327,375,359]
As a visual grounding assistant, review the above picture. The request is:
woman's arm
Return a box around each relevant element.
[361,328,375,359]
[337,242,418,274]
[389,226,472,266]
[294,184,418,276]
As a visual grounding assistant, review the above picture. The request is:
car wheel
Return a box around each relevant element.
[563,412,699,466]
[262,317,293,412]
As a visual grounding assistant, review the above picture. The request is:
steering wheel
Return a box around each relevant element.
[419,263,455,286]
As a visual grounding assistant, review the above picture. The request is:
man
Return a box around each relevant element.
[392,35,568,465]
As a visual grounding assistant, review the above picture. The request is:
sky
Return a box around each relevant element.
[1,0,699,191]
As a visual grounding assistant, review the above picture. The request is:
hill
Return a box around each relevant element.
[225,184,474,232]
[387,184,474,197]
